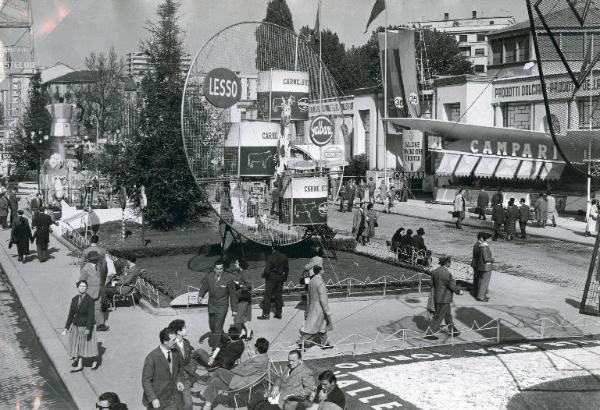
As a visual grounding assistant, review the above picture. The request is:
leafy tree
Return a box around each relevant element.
[7,72,52,178]
[263,0,294,31]
[74,47,125,141]
[299,26,354,93]
[256,0,295,72]
[346,154,369,178]
[112,0,202,230]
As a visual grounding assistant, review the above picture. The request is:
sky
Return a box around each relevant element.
[26,0,529,69]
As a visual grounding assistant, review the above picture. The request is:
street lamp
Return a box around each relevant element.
[31,130,49,195]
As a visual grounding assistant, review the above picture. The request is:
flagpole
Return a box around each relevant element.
[383,0,388,188]
[319,0,323,167]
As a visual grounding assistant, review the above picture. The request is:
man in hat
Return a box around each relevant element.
[518,198,530,239]
[474,233,495,302]
[425,255,463,339]
[9,210,32,263]
[31,206,54,262]
[412,228,427,251]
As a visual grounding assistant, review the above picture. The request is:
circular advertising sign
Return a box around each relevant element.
[202,68,241,108]
[309,115,334,146]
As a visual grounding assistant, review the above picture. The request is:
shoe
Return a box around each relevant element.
[91,361,99,370]
[70,367,83,373]
[246,330,254,341]
[476,297,489,302]
[96,325,110,331]
[71,359,79,367]
[274,314,282,319]
[257,315,269,320]
[321,343,334,350]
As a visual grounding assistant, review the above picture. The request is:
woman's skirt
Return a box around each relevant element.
[67,325,98,358]
[234,301,252,323]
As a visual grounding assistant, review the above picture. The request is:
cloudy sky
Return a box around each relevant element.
[27,0,528,69]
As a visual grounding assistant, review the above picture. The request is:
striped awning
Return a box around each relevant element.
[436,153,461,176]
[539,162,565,180]
[494,158,521,179]
[516,160,544,180]
[473,157,500,178]
[454,155,480,177]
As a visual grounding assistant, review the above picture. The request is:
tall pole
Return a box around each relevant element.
[383,1,388,188]
[318,0,323,166]
[587,35,594,224]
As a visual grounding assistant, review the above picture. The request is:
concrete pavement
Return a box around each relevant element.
[2,210,600,409]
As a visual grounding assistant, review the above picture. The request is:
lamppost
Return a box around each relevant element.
[31,130,49,195]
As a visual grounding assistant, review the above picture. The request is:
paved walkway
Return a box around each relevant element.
[3,221,600,409]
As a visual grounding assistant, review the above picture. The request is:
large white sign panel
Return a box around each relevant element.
[282,177,328,199]
[258,70,310,93]
[402,129,423,172]
[224,121,280,147]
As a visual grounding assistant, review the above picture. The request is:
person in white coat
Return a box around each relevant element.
[586,199,599,236]
[453,188,466,230]
[299,266,333,350]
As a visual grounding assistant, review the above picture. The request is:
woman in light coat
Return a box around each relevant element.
[453,188,466,229]
[300,266,333,349]
[586,199,599,236]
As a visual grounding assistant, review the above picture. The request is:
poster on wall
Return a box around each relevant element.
[225,121,280,176]
[258,70,310,121]
[402,129,423,172]
[282,177,328,225]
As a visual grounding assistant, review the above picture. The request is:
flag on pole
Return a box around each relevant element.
[364,0,385,33]
[313,0,320,38]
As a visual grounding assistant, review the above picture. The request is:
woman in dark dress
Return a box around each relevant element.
[8,210,32,263]
[61,280,99,371]
[233,259,253,340]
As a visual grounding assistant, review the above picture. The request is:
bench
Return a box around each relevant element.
[387,241,431,267]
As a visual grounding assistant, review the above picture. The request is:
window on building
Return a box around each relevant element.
[444,103,461,122]
[459,34,468,43]
[477,34,486,42]
[472,10,477,19]
[502,103,531,130]
[475,48,485,56]
[491,41,503,64]
[505,38,517,63]
[459,47,471,57]
[561,33,584,61]
[489,20,495,25]
[516,36,529,61]
[578,98,600,129]
[359,110,370,167]
[444,12,449,20]
[474,65,485,73]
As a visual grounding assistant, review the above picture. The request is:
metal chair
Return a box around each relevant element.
[111,285,137,310]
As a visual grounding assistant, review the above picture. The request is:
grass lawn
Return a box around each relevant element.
[136,247,421,307]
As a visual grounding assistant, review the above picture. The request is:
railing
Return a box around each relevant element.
[135,277,160,308]
[263,316,600,361]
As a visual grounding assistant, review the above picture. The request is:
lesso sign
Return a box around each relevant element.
[309,115,334,146]
[203,68,241,108]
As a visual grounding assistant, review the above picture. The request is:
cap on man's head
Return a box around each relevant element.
[438,255,452,265]
[417,228,425,235]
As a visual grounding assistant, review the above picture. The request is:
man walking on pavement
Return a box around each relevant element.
[0,191,9,229]
[505,198,519,241]
[425,255,463,339]
[258,247,288,321]
[30,192,43,217]
[197,259,238,350]
[346,180,356,212]
[546,191,558,227]
[470,233,484,298]
[474,233,494,302]
[338,182,347,213]
[31,206,53,262]
[142,327,185,410]
[8,188,18,227]
[477,187,489,220]
[491,201,506,241]
[453,188,466,229]
[535,193,548,227]
[519,198,530,239]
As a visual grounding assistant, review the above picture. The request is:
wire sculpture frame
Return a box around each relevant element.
[528,0,600,179]
[181,22,348,246]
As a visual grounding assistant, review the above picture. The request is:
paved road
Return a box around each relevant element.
[328,207,594,290]
[0,270,76,410]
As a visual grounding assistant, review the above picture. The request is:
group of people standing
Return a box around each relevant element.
[351,202,378,245]
[338,177,408,215]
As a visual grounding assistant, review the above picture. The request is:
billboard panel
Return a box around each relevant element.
[257,70,310,121]
[402,130,424,172]
[282,177,328,225]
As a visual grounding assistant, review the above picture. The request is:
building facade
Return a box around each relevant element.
[125,51,192,82]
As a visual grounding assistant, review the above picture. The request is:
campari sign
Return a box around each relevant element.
[203,68,241,108]
[309,115,334,146]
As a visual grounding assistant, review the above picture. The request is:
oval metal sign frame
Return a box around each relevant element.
[203,68,241,108]
[309,115,334,147]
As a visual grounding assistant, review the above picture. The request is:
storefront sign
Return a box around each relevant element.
[441,138,560,160]
[203,68,241,108]
[322,145,344,161]
[309,98,354,116]
[402,130,423,172]
[493,74,600,103]
[282,177,328,225]
[309,116,334,146]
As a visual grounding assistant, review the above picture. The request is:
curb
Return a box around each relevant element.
[0,238,97,409]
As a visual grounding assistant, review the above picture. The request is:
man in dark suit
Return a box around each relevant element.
[490,188,503,209]
[258,247,289,320]
[169,320,195,410]
[31,206,53,262]
[194,325,245,371]
[7,189,18,227]
[197,259,238,350]
[346,180,356,212]
[476,188,489,220]
[491,202,506,241]
[29,193,43,216]
[104,257,143,298]
[425,255,463,340]
[81,235,109,331]
[142,327,184,410]
[519,198,530,239]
